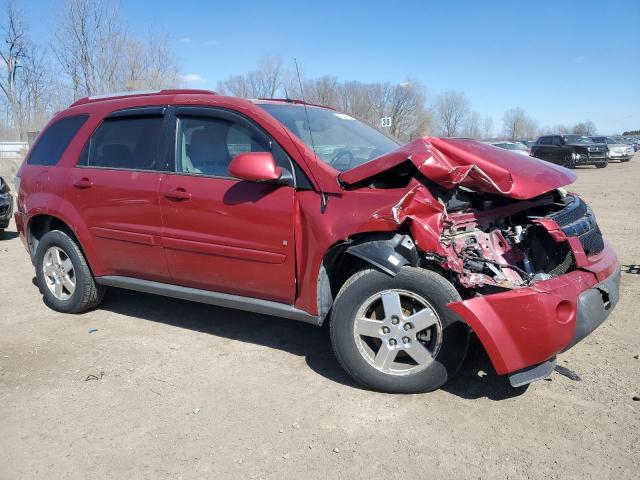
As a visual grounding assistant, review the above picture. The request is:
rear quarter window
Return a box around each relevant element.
[26,115,89,166]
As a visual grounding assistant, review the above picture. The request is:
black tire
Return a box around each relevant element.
[35,230,105,313]
[620,158,630,163]
[595,161,608,168]
[0,229,4,240]
[330,267,469,393]
[564,155,576,169]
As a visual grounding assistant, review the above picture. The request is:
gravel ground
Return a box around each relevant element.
[1,155,638,479]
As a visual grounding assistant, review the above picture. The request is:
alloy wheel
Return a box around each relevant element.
[42,246,76,300]
[353,289,443,376]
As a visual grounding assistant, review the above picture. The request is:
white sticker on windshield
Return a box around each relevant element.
[334,113,355,120]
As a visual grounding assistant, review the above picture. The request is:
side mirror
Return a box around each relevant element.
[229,152,285,184]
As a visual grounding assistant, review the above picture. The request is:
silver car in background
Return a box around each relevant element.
[486,141,531,156]
[590,136,634,162]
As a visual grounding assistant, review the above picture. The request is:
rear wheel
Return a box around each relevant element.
[35,230,105,313]
[330,267,469,393]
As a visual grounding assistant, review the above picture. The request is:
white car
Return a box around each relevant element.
[486,141,531,156]
[590,136,634,162]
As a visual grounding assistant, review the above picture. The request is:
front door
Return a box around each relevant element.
[68,107,170,281]
[159,107,297,304]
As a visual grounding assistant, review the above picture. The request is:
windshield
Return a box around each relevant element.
[259,103,400,171]
[563,135,593,144]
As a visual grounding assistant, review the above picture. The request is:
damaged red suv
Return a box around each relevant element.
[14,90,620,393]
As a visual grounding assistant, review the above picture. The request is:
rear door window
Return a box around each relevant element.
[27,115,88,166]
[78,115,166,171]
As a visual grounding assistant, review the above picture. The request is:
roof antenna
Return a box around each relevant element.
[294,58,327,213]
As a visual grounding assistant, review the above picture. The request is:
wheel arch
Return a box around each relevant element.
[316,231,421,324]
[27,211,102,274]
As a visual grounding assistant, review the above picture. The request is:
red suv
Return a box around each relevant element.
[14,90,620,393]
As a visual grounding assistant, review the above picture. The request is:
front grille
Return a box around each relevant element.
[547,195,604,256]
[548,196,587,227]
[580,227,605,256]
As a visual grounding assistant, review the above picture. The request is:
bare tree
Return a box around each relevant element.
[572,121,596,135]
[218,54,284,98]
[462,111,482,139]
[0,1,28,137]
[53,0,126,99]
[481,115,493,139]
[502,107,538,140]
[435,90,469,137]
[120,29,181,91]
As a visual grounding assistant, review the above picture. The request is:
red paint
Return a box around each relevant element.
[14,90,619,378]
[448,241,617,374]
[340,137,576,200]
[228,152,282,182]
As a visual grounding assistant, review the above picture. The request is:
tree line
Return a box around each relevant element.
[217,58,600,142]
[0,0,180,141]
[1,1,601,143]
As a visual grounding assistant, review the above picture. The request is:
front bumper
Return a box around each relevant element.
[608,149,634,160]
[448,242,620,378]
[576,154,607,165]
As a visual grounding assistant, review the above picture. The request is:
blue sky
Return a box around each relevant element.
[26,0,640,133]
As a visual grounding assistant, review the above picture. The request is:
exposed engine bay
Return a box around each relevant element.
[377,183,604,292]
[441,189,578,289]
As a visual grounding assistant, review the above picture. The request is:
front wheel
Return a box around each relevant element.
[330,267,469,393]
[564,155,576,169]
[595,161,608,168]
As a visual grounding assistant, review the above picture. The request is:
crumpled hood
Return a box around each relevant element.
[339,137,576,200]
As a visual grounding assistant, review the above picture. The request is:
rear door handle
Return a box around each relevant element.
[73,177,92,189]
[164,188,191,200]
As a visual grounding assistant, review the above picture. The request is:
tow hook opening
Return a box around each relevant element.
[597,287,611,310]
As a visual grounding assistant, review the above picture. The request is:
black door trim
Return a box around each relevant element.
[95,275,321,325]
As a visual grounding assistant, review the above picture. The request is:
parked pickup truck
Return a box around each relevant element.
[531,135,608,168]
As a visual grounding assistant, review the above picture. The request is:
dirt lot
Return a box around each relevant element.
[1,155,639,480]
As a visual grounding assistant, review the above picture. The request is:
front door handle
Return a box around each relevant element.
[164,188,191,201]
[73,177,92,189]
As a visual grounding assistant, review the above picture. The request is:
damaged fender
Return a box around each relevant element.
[345,233,420,276]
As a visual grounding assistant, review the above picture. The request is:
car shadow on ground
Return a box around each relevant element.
[88,286,526,400]
[1,229,19,240]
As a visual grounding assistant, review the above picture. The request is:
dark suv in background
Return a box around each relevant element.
[531,135,608,168]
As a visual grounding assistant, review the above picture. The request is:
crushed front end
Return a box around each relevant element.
[342,137,620,386]
[431,190,620,386]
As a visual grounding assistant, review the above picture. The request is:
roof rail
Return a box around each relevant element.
[70,89,216,107]
[256,97,336,110]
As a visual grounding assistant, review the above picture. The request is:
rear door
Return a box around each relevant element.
[68,107,171,281]
[158,106,297,304]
